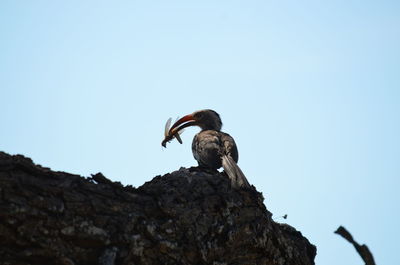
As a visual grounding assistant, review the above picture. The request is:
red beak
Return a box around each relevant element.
[169,114,198,135]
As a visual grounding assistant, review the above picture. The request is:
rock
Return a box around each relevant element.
[0,151,316,265]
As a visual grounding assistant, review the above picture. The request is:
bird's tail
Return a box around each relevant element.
[222,155,250,188]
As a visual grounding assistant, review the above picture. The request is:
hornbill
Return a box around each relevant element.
[162,109,250,188]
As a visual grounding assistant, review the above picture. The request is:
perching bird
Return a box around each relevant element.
[164,109,250,188]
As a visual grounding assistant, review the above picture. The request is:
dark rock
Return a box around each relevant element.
[0,151,316,265]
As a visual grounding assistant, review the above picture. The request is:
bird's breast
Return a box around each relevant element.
[191,130,238,169]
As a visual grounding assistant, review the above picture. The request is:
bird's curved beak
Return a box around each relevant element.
[169,114,198,135]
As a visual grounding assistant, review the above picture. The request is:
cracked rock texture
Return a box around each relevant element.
[0,151,316,265]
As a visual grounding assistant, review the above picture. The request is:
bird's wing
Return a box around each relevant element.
[220,132,239,162]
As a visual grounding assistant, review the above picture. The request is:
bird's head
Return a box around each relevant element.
[169,109,222,135]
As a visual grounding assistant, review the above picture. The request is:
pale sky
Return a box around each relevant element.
[1,1,399,264]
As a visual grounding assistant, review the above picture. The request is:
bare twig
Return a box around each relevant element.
[335,226,376,265]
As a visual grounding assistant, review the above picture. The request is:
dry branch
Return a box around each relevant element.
[335,226,375,265]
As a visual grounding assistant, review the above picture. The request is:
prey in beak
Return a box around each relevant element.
[161,114,198,147]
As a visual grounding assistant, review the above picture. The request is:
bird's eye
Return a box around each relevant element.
[195,112,204,119]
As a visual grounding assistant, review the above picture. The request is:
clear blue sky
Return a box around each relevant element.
[1,1,399,264]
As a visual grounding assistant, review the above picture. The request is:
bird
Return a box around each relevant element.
[164,109,250,188]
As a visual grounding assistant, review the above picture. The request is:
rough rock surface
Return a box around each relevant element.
[0,151,316,265]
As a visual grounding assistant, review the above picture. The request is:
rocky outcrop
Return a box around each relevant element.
[0,151,316,265]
